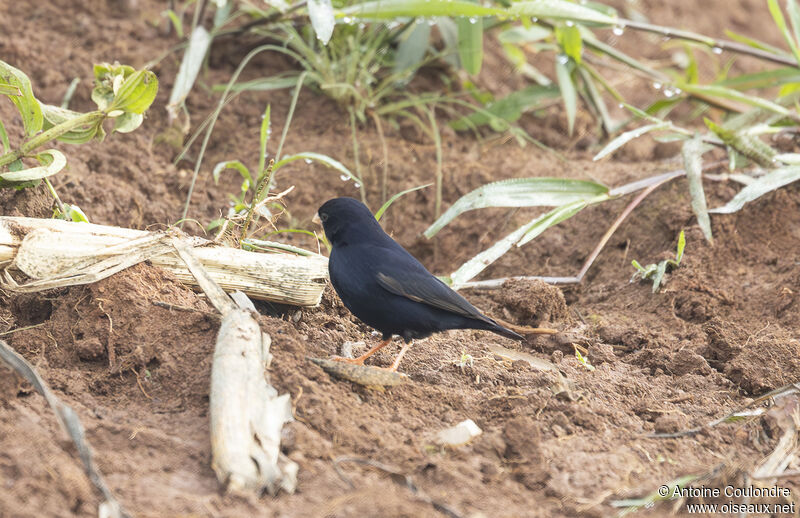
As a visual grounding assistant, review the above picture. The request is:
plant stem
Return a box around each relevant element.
[43,177,67,216]
[0,111,105,168]
[619,18,797,67]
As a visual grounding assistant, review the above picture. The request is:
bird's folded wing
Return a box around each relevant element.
[376,271,491,324]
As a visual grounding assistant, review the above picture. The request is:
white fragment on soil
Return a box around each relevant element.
[487,343,559,372]
[436,419,483,447]
[340,341,365,359]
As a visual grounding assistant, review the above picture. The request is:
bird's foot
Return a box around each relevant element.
[330,355,366,365]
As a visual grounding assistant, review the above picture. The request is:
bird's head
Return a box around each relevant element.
[316,197,383,246]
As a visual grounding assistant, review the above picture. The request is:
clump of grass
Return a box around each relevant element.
[631,230,686,293]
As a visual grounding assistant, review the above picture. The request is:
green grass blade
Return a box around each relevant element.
[450,219,536,288]
[682,136,713,243]
[675,229,686,264]
[768,0,800,64]
[710,165,800,214]
[0,118,8,155]
[789,0,800,53]
[715,67,800,90]
[554,58,577,135]
[517,198,592,246]
[375,183,433,221]
[594,122,671,161]
[678,82,791,116]
[424,177,608,238]
[509,0,617,25]
[457,15,484,75]
[274,152,362,184]
[212,74,305,93]
[557,25,583,64]
[498,25,551,44]
[259,104,271,176]
[724,29,790,56]
[162,9,184,38]
[339,0,505,19]
[212,160,253,186]
[395,22,432,75]
[450,85,560,130]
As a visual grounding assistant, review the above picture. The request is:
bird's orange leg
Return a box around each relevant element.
[380,340,414,372]
[332,338,392,365]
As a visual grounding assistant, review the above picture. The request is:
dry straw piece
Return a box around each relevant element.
[0,216,328,306]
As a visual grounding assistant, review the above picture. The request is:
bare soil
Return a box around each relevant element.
[0,0,798,517]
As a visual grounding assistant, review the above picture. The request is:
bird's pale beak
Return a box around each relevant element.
[312,212,322,226]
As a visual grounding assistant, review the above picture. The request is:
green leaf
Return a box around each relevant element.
[594,122,671,161]
[162,9,184,38]
[710,166,800,214]
[111,69,158,114]
[675,229,686,264]
[518,197,600,246]
[339,0,505,18]
[0,60,43,136]
[60,203,90,223]
[259,104,271,176]
[450,85,560,131]
[768,0,800,65]
[715,67,800,90]
[167,26,211,119]
[457,15,484,75]
[273,151,362,184]
[0,118,10,155]
[92,63,135,111]
[212,160,254,186]
[554,57,577,135]
[40,103,102,144]
[679,82,791,117]
[395,22,432,75]
[450,197,604,287]
[212,74,306,93]
[112,112,143,133]
[450,217,534,287]
[509,0,617,25]
[651,260,668,292]
[556,25,582,64]
[498,25,552,44]
[682,136,713,243]
[724,29,790,56]
[0,84,21,96]
[424,177,608,238]
[788,0,800,53]
[308,0,335,44]
[0,149,66,183]
[375,183,433,221]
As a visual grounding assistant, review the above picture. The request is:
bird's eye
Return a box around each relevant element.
[319,212,329,222]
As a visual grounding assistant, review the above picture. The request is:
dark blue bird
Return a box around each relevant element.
[316,197,523,372]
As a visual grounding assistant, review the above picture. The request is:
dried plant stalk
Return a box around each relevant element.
[172,240,298,494]
[0,217,328,306]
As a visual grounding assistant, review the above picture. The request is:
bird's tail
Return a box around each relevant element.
[488,322,525,341]
[484,317,559,341]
